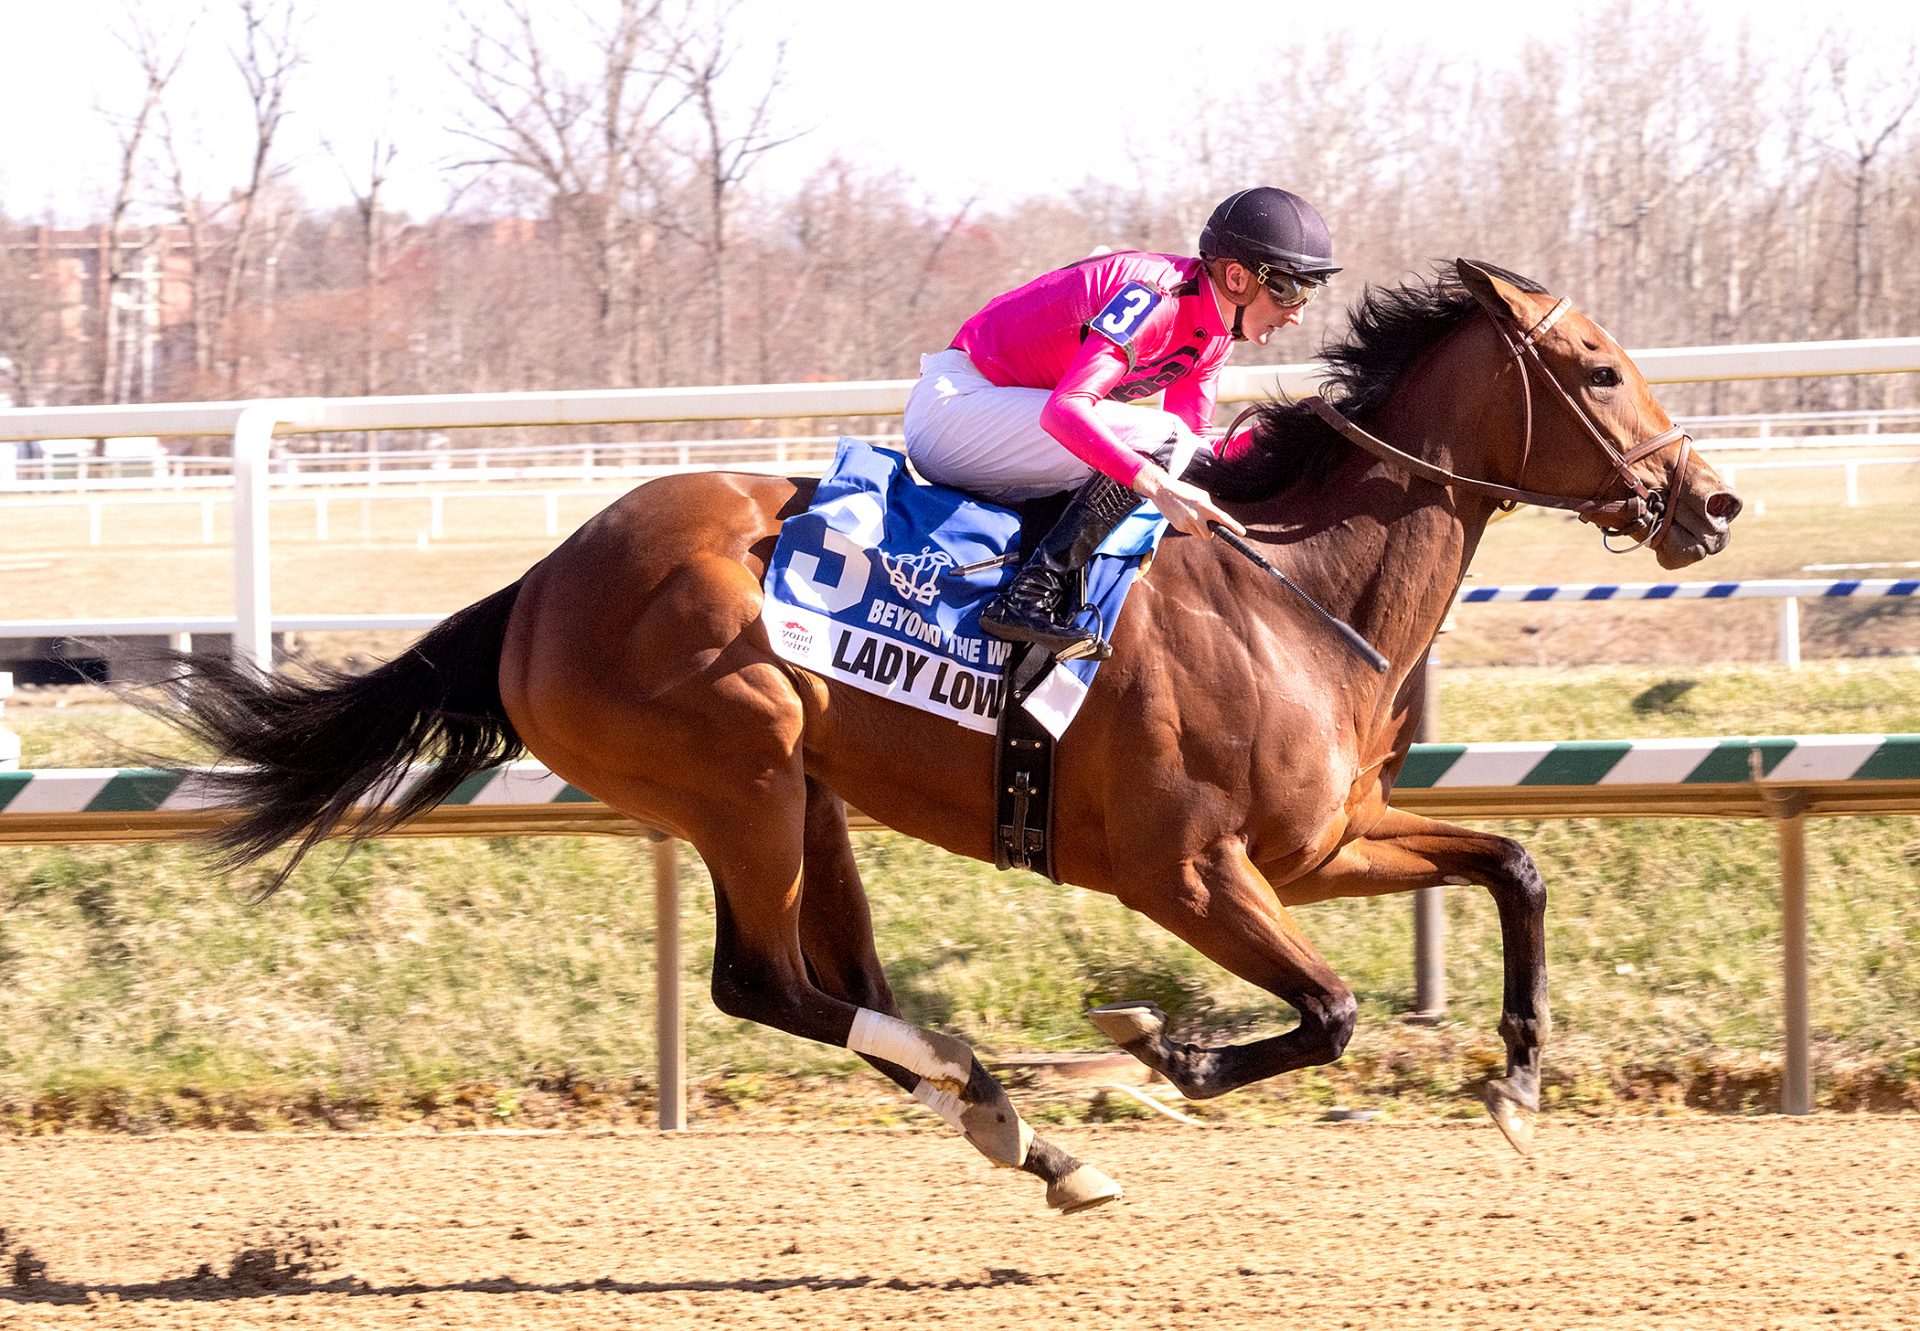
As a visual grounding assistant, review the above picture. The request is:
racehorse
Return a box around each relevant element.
[143,260,1741,1214]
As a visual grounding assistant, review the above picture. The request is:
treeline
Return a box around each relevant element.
[2,0,1915,422]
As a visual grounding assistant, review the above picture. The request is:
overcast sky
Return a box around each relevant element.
[2,0,1914,224]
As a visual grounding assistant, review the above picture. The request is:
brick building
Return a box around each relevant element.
[0,225,198,407]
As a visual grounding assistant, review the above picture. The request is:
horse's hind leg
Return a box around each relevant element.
[623,746,1064,1194]
[795,778,1122,1213]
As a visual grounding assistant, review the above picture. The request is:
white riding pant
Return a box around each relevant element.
[903,348,1201,502]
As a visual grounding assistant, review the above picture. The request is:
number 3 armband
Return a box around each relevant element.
[1088,282,1162,365]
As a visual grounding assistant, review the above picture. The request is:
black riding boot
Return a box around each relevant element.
[980,472,1142,661]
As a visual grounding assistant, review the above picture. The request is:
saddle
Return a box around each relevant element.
[758,439,1167,881]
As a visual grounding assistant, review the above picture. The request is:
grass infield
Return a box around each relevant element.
[1,459,1915,667]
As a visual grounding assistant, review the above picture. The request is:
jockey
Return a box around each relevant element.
[904,186,1339,661]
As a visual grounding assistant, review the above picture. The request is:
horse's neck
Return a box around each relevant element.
[1247,394,1501,705]
[1304,459,1490,670]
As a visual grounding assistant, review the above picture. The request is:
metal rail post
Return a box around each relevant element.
[1778,809,1813,1114]
[1411,647,1447,1019]
[653,835,686,1130]
[1755,756,1814,1116]
[230,402,324,673]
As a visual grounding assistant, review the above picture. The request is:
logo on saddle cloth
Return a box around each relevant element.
[879,547,956,605]
[761,439,1166,740]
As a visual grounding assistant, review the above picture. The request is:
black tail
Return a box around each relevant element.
[131,581,526,892]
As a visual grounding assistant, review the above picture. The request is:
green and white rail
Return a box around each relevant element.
[3,735,1915,839]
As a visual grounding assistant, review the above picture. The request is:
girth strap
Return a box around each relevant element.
[993,641,1062,882]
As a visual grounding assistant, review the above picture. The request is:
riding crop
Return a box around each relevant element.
[1211,525,1391,673]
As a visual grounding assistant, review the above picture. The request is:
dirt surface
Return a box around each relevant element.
[2,1119,1918,1329]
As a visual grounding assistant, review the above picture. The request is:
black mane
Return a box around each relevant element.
[1188,261,1549,503]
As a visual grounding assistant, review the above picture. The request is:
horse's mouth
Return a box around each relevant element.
[1653,513,1734,569]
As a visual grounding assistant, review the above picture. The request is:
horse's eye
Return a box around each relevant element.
[1589,365,1621,388]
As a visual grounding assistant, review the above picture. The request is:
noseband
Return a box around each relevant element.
[1300,292,1694,553]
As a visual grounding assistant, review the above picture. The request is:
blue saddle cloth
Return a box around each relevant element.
[759,438,1167,737]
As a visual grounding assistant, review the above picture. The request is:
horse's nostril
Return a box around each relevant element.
[1706,491,1742,522]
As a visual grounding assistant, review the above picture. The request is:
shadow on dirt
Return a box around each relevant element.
[2,1223,1053,1305]
[1,1270,1056,1305]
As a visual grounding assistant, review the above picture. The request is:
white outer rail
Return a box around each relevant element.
[1,335,1916,675]
[4,336,1920,444]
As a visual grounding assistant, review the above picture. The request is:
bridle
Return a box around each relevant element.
[1295,289,1695,553]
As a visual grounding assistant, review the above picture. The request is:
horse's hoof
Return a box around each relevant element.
[1087,1002,1167,1050]
[1481,1078,1536,1155]
[1046,1162,1123,1215]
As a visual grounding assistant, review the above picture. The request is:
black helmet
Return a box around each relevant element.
[1199,187,1340,282]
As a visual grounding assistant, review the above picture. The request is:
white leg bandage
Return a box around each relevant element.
[847,1008,971,1086]
[910,1079,968,1132]
[914,1078,1034,1168]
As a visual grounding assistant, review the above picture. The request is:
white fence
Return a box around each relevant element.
[0,433,880,492]
[2,337,1918,671]
[4,425,1916,494]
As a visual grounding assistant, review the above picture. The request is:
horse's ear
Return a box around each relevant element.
[1455,258,1519,316]
[1455,258,1549,328]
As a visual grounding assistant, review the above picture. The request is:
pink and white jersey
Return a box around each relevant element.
[949,252,1233,484]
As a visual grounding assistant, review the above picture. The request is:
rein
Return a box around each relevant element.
[1299,293,1694,552]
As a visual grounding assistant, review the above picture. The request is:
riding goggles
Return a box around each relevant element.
[1255,265,1326,308]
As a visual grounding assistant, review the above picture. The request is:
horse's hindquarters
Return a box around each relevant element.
[498,471,808,834]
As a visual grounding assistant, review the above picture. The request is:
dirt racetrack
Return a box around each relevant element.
[3,1118,1918,1329]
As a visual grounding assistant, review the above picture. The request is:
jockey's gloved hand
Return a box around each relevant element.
[1131,462,1246,540]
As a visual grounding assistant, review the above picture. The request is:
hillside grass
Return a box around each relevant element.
[3,660,1916,1131]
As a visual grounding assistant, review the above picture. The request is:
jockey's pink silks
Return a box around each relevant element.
[905,252,1234,500]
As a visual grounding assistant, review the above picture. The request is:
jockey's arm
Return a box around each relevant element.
[1040,337,1245,540]
[1160,362,1224,451]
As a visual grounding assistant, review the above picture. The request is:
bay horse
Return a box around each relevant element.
[145,260,1740,1214]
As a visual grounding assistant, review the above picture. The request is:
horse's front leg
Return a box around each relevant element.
[1269,806,1550,1152]
[1089,841,1360,1099]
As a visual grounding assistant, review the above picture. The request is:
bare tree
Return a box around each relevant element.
[663,0,805,378]
[220,0,305,387]
[325,121,402,394]
[449,0,691,384]
[157,106,213,385]
[97,13,191,401]
[158,0,306,391]
[1820,40,1920,345]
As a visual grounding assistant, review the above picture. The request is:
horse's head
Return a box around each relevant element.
[1454,260,1741,569]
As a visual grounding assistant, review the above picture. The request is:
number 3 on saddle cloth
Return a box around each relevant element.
[760,438,1169,879]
